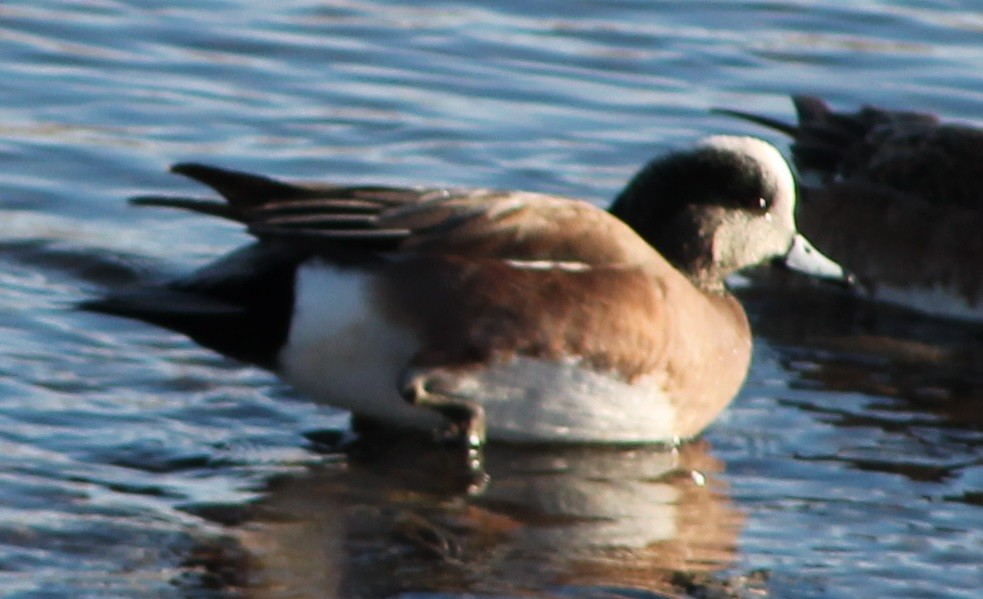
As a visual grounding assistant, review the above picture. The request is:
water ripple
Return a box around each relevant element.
[2,0,982,597]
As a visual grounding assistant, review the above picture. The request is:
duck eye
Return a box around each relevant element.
[749,197,769,212]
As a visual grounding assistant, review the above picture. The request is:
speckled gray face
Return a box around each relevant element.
[697,136,847,282]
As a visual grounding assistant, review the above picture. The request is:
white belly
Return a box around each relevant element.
[278,261,677,443]
[443,356,677,443]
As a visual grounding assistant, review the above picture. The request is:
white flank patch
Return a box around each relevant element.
[278,261,443,430]
[279,262,678,443]
[435,356,677,443]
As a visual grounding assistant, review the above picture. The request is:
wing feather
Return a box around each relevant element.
[133,164,660,267]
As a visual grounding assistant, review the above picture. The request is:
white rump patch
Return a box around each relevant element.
[278,261,442,429]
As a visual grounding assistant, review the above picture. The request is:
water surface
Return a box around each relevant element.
[1,1,981,597]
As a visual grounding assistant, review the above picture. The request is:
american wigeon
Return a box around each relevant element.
[83,136,846,445]
[718,96,983,321]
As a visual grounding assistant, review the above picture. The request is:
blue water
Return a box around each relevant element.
[2,1,981,597]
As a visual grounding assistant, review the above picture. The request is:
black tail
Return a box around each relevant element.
[84,163,419,368]
[81,243,304,370]
[170,163,317,208]
[125,163,323,223]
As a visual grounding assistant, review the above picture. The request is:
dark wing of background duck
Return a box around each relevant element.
[716,96,983,316]
[717,95,983,211]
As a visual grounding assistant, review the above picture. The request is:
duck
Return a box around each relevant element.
[82,136,847,445]
[717,95,983,322]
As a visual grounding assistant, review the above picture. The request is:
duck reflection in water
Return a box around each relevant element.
[199,438,744,598]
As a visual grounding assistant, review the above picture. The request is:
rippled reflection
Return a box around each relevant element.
[2,0,982,597]
[227,439,742,598]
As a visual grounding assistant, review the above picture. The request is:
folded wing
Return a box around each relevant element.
[138,163,662,268]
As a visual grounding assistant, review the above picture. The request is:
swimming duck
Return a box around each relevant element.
[718,96,983,321]
[84,136,846,445]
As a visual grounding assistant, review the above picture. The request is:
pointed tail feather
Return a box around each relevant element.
[129,195,242,221]
[170,163,313,208]
[711,107,799,137]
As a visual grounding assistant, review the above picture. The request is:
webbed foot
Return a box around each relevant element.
[399,367,488,487]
